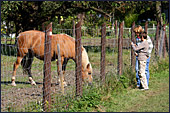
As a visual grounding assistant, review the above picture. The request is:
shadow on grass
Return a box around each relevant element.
[1,81,59,86]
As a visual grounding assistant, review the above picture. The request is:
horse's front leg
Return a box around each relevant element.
[62,58,69,87]
[57,57,68,87]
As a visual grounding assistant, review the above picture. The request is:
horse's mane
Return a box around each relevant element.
[56,33,90,69]
[55,33,75,42]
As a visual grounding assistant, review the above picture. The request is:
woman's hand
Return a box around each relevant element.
[135,52,138,56]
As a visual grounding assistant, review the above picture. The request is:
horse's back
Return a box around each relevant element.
[17,30,45,58]
[52,34,76,59]
[52,34,75,43]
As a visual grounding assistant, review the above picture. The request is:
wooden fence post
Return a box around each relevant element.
[73,20,75,38]
[75,21,82,97]
[42,23,45,31]
[131,22,136,71]
[57,44,64,94]
[43,22,52,112]
[159,24,166,58]
[118,21,124,76]
[145,21,148,32]
[100,23,106,83]
[163,24,166,58]
[115,20,118,38]
[164,33,169,55]
[155,21,160,56]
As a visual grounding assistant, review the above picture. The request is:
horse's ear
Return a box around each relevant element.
[86,63,90,69]
[81,47,84,52]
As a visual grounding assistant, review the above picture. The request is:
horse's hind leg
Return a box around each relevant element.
[12,56,23,86]
[12,46,29,86]
[21,51,36,85]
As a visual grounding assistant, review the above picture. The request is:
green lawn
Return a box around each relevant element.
[53,57,169,112]
[104,70,169,112]
[1,49,169,112]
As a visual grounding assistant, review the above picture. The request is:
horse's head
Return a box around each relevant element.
[81,47,93,85]
[82,63,93,85]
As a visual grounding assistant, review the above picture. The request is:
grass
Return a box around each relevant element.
[121,70,169,112]
[1,48,169,112]
[23,56,169,112]
[63,56,169,112]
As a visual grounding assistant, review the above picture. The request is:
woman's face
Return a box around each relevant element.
[141,36,144,41]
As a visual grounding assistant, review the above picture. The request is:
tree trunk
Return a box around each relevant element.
[58,15,61,25]
[156,1,163,26]
[156,1,164,55]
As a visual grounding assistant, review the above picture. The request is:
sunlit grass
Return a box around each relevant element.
[1,48,169,112]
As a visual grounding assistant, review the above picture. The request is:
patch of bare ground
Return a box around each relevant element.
[1,69,101,112]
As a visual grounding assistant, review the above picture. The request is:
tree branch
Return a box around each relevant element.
[90,7,111,17]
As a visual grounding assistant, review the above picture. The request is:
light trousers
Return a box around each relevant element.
[138,60,148,89]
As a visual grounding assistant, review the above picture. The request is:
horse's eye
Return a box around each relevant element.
[88,72,91,75]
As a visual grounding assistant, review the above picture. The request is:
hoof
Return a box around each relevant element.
[58,79,67,87]
[11,82,16,86]
[59,81,67,87]
[31,81,36,85]
[63,81,67,87]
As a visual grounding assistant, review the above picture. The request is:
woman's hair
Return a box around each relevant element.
[140,31,147,39]
[134,25,144,33]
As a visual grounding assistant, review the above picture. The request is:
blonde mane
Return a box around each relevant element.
[58,33,90,69]
[82,46,91,69]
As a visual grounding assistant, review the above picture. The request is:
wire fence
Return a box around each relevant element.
[1,32,45,112]
[1,21,169,112]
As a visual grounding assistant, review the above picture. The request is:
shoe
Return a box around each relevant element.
[140,88,149,91]
[137,85,143,89]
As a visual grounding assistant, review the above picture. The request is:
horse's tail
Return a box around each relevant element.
[15,34,20,45]
[21,50,34,75]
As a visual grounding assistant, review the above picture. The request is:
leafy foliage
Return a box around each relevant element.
[125,14,139,27]
[1,1,168,37]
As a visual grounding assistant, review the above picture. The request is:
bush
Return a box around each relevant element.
[150,57,169,75]
[125,14,139,27]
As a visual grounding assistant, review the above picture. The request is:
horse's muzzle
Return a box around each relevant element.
[88,82,92,86]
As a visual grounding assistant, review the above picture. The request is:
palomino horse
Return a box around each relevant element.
[12,30,93,86]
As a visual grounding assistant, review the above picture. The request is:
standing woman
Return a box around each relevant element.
[131,33,149,90]
[133,26,144,88]
[143,31,153,86]
[133,26,153,88]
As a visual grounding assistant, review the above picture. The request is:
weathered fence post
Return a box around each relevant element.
[42,23,45,31]
[75,21,82,97]
[115,20,118,38]
[131,22,136,71]
[57,44,64,94]
[164,32,169,55]
[100,23,106,83]
[155,21,160,56]
[73,20,75,38]
[43,22,52,112]
[118,21,124,76]
[145,21,148,32]
[163,24,166,58]
[159,24,166,58]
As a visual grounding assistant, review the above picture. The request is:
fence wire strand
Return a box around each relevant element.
[1,22,169,112]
